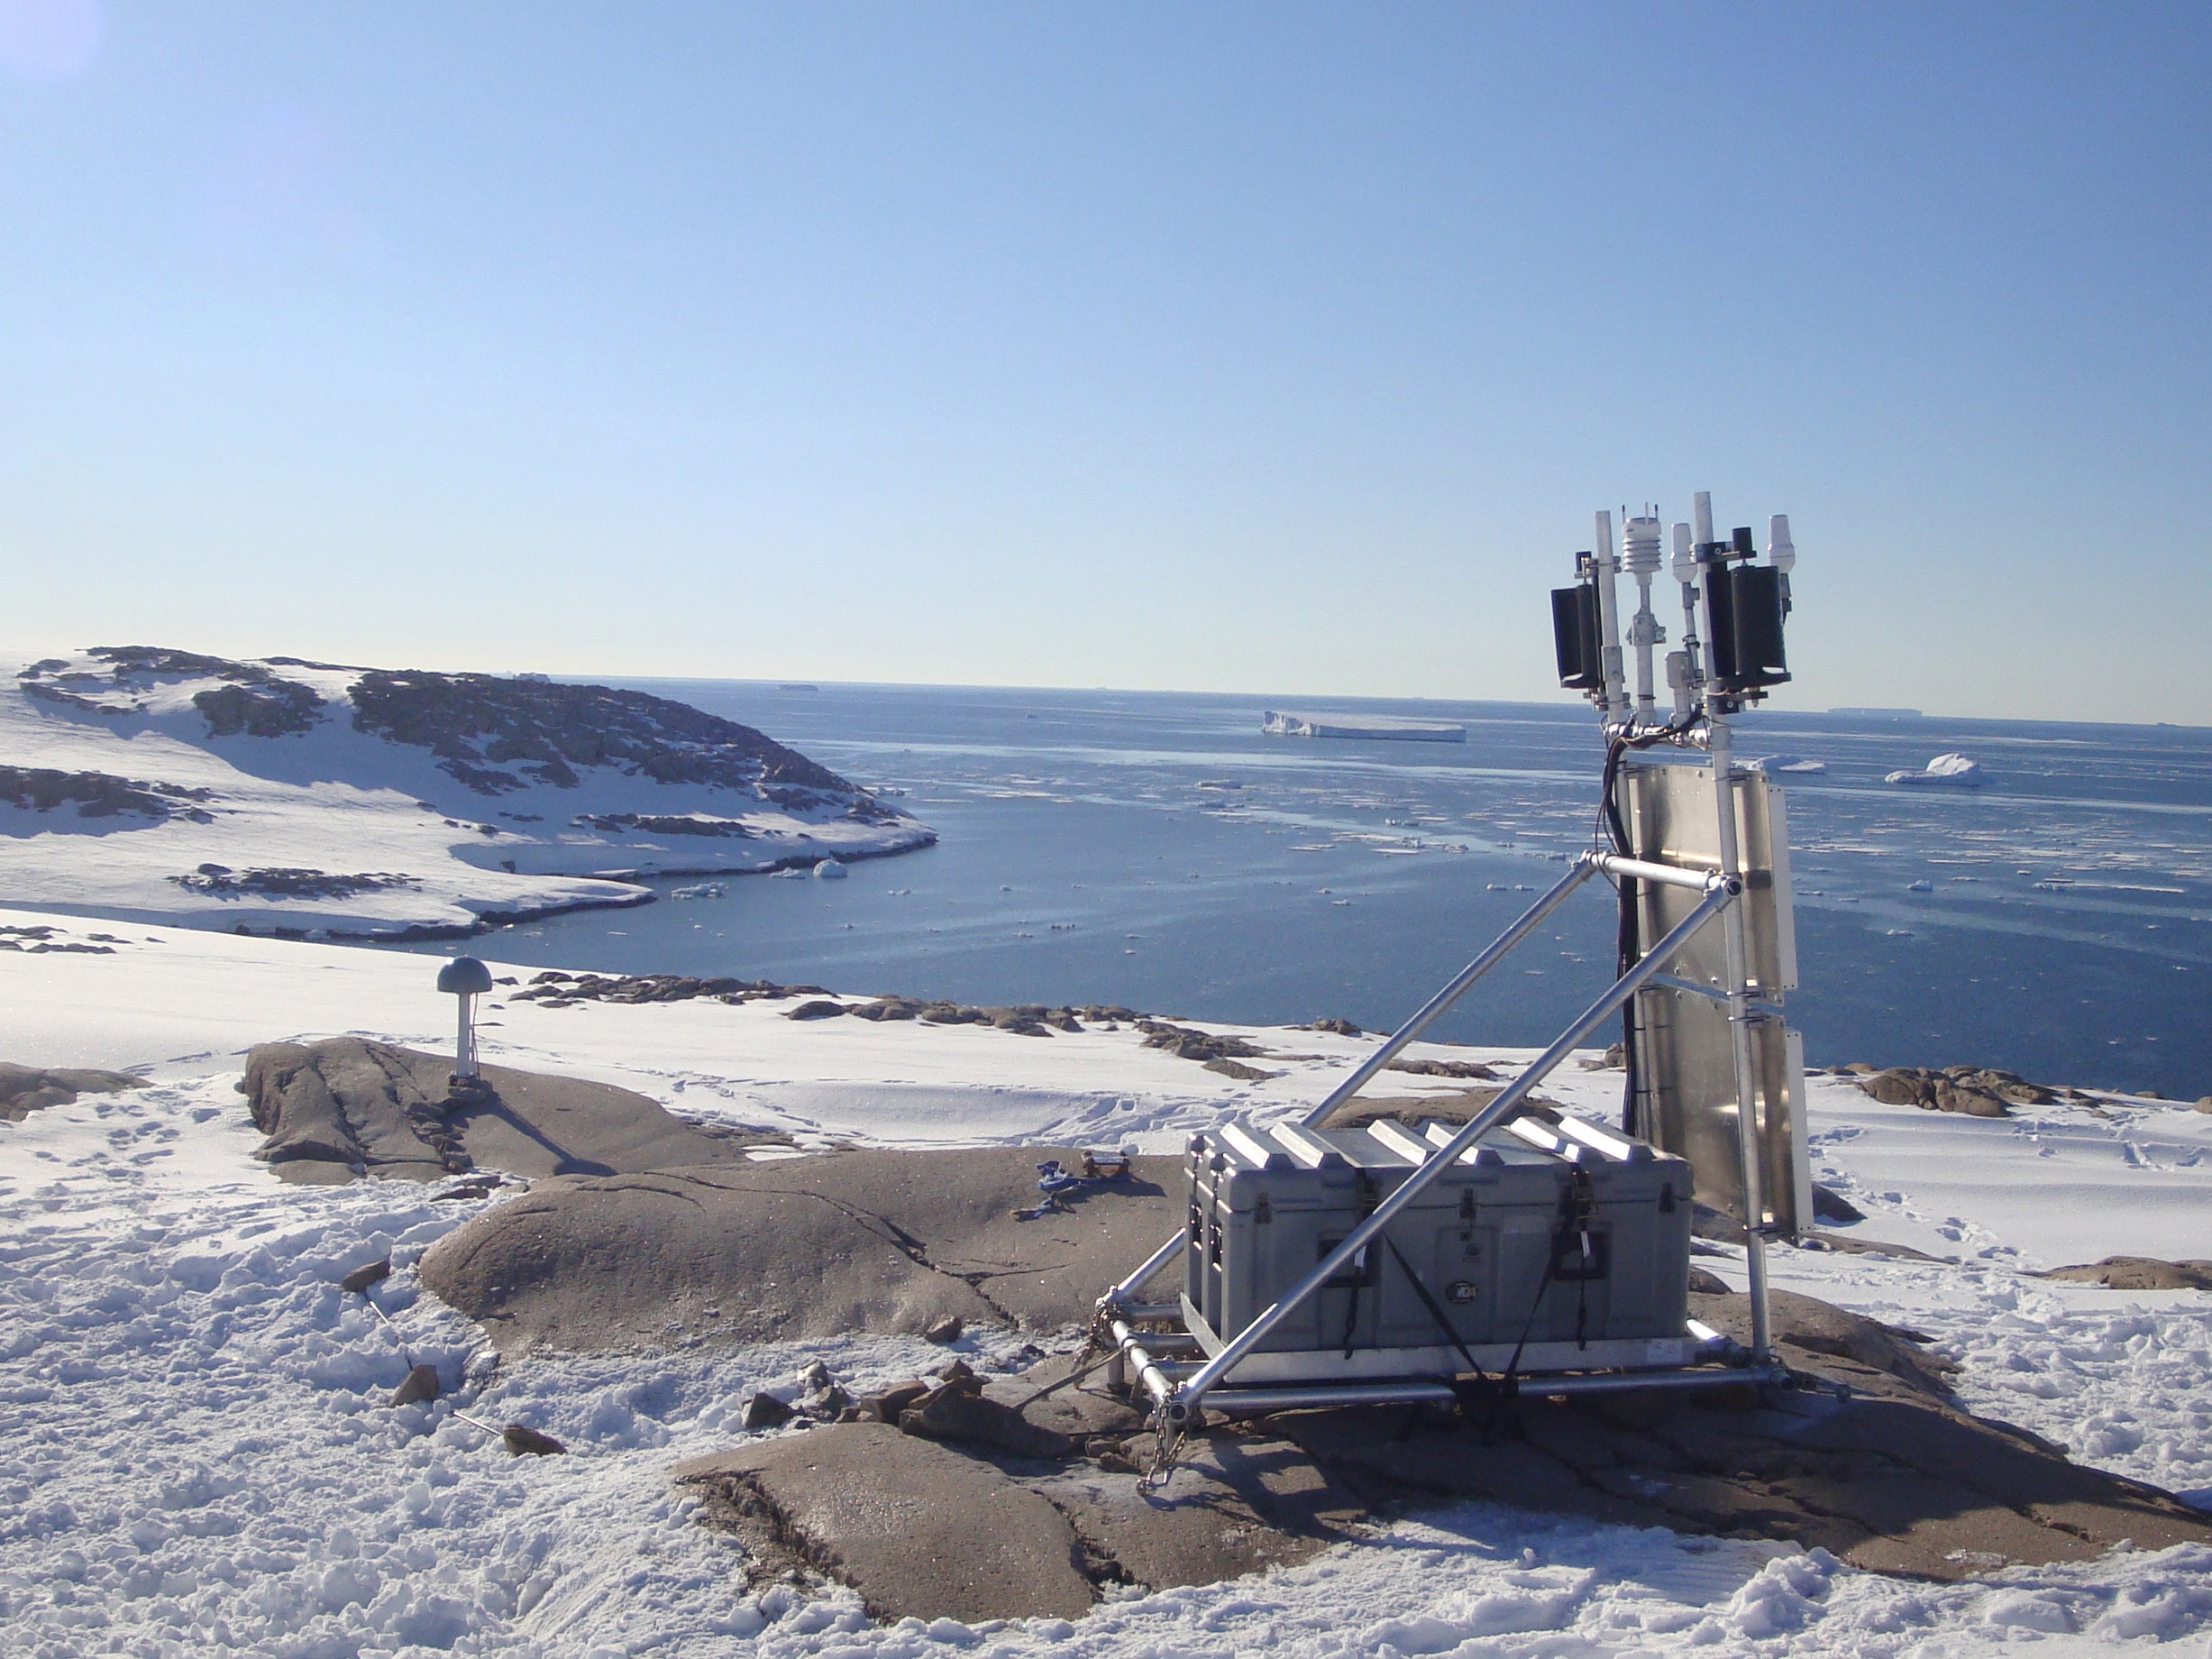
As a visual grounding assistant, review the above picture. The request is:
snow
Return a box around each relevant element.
[0,652,930,939]
[2,912,2209,1656]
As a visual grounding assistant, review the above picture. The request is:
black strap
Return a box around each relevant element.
[1381,1233,1485,1379]
[1504,1166,1601,1385]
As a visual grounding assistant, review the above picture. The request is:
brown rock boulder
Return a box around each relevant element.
[677,1423,1096,1623]
[418,1146,1178,1352]
[238,1037,778,1184]
[0,1061,141,1122]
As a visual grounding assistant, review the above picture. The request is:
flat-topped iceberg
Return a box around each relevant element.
[1887,753,1985,786]
[1262,710,1467,743]
[1751,754,1827,775]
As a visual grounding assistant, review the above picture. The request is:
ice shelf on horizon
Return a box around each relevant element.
[1262,710,1467,743]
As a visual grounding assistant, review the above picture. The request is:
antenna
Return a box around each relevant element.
[436,956,495,1087]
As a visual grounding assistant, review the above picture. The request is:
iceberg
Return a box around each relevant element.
[1751,754,1827,775]
[1886,753,1985,786]
[1262,710,1466,743]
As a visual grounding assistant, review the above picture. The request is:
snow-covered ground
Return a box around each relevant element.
[3,912,2209,1656]
[0,650,931,939]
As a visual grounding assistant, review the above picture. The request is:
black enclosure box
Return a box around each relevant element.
[1551,583,1602,690]
[1706,564,1789,692]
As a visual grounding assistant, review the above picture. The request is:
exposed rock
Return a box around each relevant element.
[864,1381,932,1424]
[418,1146,1178,1354]
[172,866,416,901]
[339,1258,392,1294]
[347,667,871,803]
[1686,1266,1732,1295]
[239,1037,777,1183]
[1856,1065,2061,1114]
[784,1000,847,1021]
[900,1383,1074,1461]
[1385,1057,1501,1080]
[1297,1017,1362,1036]
[573,812,756,838]
[1202,1057,1278,1081]
[1135,1020,1266,1063]
[2036,1256,2212,1291]
[0,765,215,823]
[0,1061,141,1122]
[193,679,324,738]
[502,1424,566,1456]
[1028,1431,1365,1592]
[388,1363,441,1407]
[741,1392,794,1430]
[678,1424,1097,1623]
[922,1314,964,1344]
[1812,1182,1865,1224]
[1272,1288,2206,1583]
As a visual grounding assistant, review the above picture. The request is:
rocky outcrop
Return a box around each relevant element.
[2037,1256,2212,1291]
[416,1145,1176,1352]
[1853,1064,2062,1115]
[237,1038,781,1185]
[672,1284,2211,1623]
[172,866,416,900]
[347,668,869,804]
[0,765,214,821]
[0,1062,141,1122]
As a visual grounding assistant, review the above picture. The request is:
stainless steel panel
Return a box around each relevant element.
[1618,755,1813,1236]
[1619,756,1796,994]
[1626,987,1811,1234]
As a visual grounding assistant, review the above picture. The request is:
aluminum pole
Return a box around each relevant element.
[1704,712,1774,1363]
[1297,857,1599,1128]
[1173,877,1737,1422]
[1105,1228,1189,1306]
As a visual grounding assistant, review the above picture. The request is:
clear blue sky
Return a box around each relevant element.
[3,3,2206,721]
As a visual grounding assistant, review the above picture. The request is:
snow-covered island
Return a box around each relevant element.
[0,646,934,939]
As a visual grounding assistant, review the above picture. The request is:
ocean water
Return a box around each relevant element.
[396,683,2212,1100]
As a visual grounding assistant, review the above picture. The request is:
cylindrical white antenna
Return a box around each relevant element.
[1692,490,1715,548]
[1592,509,1625,726]
[1670,519,1703,715]
[1767,513,1795,612]
[1622,512,1664,725]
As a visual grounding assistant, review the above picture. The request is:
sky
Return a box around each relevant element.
[2,3,2207,723]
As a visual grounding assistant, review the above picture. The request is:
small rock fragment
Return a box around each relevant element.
[388,1363,441,1407]
[900,1384,1074,1460]
[869,1380,932,1423]
[340,1258,392,1294]
[502,1424,567,1456]
[923,1313,964,1344]
[741,1392,794,1430]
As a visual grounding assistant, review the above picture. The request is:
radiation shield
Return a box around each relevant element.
[1618,756,1814,1236]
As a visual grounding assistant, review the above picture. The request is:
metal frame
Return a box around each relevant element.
[1099,851,1779,1432]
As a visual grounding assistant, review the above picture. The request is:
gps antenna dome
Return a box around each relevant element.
[437,956,494,1085]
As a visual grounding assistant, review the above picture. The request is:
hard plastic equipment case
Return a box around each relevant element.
[1181,1114,1696,1383]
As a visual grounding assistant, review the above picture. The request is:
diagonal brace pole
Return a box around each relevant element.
[1297,857,1599,1127]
